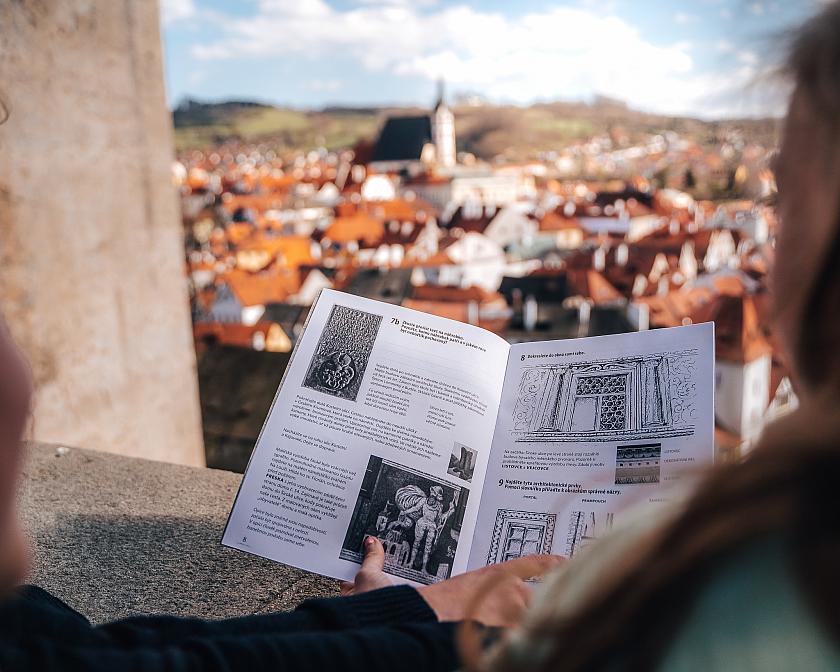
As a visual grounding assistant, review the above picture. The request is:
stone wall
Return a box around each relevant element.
[0,1,204,465]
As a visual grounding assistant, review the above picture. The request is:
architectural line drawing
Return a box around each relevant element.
[615,442,661,485]
[340,456,468,585]
[486,509,556,565]
[303,304,383,402]
[565,510,615,558]
[511,350,699,442]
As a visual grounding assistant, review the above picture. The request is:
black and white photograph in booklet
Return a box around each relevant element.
[340,456,468,584]
[447,442,477,482]
[302,304,383,402]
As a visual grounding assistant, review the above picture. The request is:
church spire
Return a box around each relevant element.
[434,78,446,111]
[431,78,455,167]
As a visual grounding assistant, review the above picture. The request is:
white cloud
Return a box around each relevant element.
[749,2,766,15]
[188,0,785,118]
[719,7,733,19]
[674,12,699,24]
[160,0,196,24]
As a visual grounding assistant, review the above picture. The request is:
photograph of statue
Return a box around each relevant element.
[340,455,468,584]
[302,304,383,402]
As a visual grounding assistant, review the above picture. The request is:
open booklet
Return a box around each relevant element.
[223,288,714,586]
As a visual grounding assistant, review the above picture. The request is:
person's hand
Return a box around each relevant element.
[340,536,394,596]
[417,554,564,627]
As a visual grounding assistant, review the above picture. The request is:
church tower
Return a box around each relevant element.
[432,79,456,168]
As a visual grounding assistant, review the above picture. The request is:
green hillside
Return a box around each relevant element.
[172,98,780,160]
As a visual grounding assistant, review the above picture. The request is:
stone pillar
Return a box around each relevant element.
[0,1,204,465]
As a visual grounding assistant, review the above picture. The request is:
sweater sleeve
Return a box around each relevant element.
[97,585,438,645]
[0,620,461,672]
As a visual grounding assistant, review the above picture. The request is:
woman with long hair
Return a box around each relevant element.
[1,1,839,670]
[471,2,840,669]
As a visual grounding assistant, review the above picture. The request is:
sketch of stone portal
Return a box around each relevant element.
[340,456,468,585]
[511,350,698,442]
[615,443,661,485]
[486,509,556,565]
[303,304,383,402]
[565,510,614,557]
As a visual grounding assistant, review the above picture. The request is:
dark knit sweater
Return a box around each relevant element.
[0,584,460,671]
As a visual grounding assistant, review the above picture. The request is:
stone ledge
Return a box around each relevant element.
[19,442,337,624]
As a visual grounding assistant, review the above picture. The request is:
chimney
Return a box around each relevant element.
[578,299,592,336]
[635,302,650,331]
[467,301,479,325]
[632,274,648,297]
[523,295,538,332]
[512,288,523,318]
[593,246,606,272]
[669,218,680,235]
[616,243,629,267]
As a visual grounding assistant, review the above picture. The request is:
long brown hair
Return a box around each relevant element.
[472,3,840,670]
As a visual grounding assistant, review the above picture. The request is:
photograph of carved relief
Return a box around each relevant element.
[302,304,383,402]
[340,455,468,585]
[565,510,615,558]
[447,442,477,482]
[486,509,556,565]
[511,350,699,442]
[615,442,662,485]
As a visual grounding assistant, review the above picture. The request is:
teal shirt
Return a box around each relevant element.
[509,506,840,671]
[661,537,840,671]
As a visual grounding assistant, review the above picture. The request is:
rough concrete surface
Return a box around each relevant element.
[19,443,337,624]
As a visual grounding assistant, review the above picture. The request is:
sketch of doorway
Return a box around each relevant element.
[486,510,556,565]
[511,351,698,443]
[565,510,614,558]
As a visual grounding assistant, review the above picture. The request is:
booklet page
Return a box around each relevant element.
[223,289,510,585]
[466,323,714,569]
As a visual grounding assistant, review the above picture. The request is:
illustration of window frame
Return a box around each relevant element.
[486,510,556,565]
[512,354,689,442]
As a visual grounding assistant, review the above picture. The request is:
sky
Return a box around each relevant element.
[160,0,824,119]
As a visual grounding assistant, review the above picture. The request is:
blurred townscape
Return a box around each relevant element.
[176,86,789,471]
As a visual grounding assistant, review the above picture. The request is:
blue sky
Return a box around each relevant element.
[161,0,822,119]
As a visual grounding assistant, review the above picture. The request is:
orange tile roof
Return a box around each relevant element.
[567,270,624,305]
[539,212,584,232]
[222,193,288,214]
[692,293,772,363]
[636,286,716,328]
[226,222,256,246]
[238,235,315,268]
[411,285,502,304]
[401,299,509,334]
[366,198,438,222]
[219,268,301,306]
[325,212,385,246]
[193,321,292,353]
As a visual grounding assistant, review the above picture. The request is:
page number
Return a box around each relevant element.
[390,318,400,325]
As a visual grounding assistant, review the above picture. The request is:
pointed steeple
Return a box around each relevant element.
[434,78,446,111]
[432,78,455,167]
